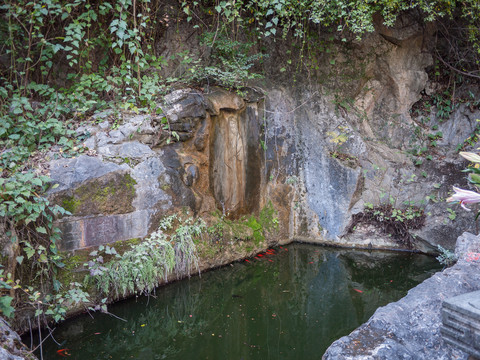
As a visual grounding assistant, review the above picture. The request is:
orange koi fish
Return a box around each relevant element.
[57,349,71,357]
[353,289,363,293]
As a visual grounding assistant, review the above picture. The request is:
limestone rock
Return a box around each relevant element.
[193,118,208,151]
[205,87,245,115]
[48,150,174,250]
[455,232,480,261]
[436,106,480,152]
[304,150,362,240]
[131,156,171,212]
[184,164,199,187]
[55,211,150,250]
[50,171,137,217]
[160,147,197,212]
[0,318,35,360]
[210,104,262,217]
[323,232,480,360]
[49,155,129,193]
[97,141,155,160]
[163,89,205,121]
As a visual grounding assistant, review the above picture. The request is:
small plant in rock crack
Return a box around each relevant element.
[446,208,456,221]
[285,176,298,185]
[348,204,425,248]
[436,245,458,267]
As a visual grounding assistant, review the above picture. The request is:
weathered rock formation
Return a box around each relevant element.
[323,232,480,359]
[43,10,479,254]
[48,88,271,250]
[255,15,478,252]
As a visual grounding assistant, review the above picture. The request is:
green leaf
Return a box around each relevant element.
[31,178,43,186]
[16,256,24,264]
[469,173,480,185]
[0,296,14,318]
[36,226,47,234]
[25,247,35,259]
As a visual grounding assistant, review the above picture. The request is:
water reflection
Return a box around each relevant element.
[28,244,441,359]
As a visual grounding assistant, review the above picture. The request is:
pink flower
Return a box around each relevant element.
[459,152,480,163]
[446,186,480,211]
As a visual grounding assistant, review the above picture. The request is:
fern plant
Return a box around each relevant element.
[86,215,206,299]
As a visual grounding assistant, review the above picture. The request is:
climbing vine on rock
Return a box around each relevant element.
[183,0,480,40]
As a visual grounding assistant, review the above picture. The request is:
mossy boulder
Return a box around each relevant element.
[52,171,137,216]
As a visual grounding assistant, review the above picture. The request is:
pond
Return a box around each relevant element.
[26,243,442,359]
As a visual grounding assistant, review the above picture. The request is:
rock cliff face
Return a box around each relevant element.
[46,12,478,254]
[253,14,477,251]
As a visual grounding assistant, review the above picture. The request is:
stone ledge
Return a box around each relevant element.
[441,290,480,358]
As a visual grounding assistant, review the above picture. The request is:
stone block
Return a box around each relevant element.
[163,89,206,120]
[49,155,129,193]
[56,211,149,250]
[441,291,480,358]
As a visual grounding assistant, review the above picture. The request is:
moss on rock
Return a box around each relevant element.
[53,171,137,216]
[245,216,264,245]
[259,201,279,233]
[61,196,81,214]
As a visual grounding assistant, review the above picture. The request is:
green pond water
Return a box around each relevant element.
[27,243,442,359]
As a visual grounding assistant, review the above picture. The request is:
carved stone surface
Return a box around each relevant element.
[441,291,480,358]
